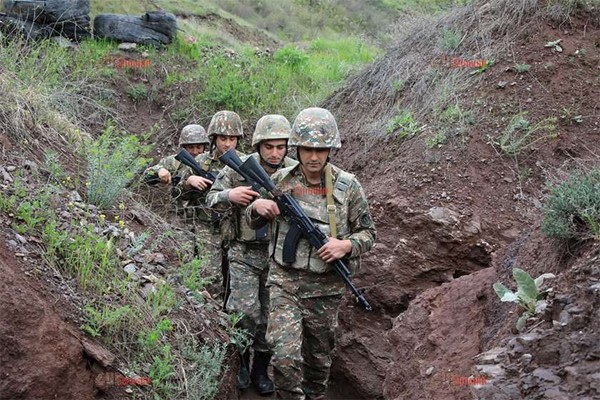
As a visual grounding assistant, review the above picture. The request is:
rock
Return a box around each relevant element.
[69,191,82,202]
[82,337,115,367]
[427,207,460,226]
[497,81,508,88]
[118,42,137,51]
[532,368,561,384]
[474,364,506,379]
[6,165,16,172]
[140,283,156,299]
[123,263,137,275]
[52,36,76,48]
[425,366,434,376]
[15,234,28,244]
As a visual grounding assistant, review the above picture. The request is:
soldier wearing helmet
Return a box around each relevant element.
[181,110,244,195]
[206,114,298,395]
[246,108,376,400]
[144,124,209,186]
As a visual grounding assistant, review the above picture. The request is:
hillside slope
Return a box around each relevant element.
[324,0,600,398]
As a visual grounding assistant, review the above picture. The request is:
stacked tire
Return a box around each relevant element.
[1,0,91,41]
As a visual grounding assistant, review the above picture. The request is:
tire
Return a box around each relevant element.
[93,12,177,46]
[0,14,52,41]
[3,0,90,24]
[49,16,91,41]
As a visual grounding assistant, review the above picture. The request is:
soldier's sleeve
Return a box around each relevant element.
[244,168,285,230]
[346,178,376,258]
[206,166,235,211]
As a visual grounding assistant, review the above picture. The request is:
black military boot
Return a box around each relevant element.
[250,351,275,395]
[237,349,251,390]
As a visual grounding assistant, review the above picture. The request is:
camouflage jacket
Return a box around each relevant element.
[144,154,185,183]
[206,153,297,243]
[176,150,245,225]
[246,163,376,295]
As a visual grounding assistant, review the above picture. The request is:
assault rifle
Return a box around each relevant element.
[174,149,217,186]
[220,149,372,311]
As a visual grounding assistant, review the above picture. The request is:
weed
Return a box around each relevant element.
[385,110,425,139]
[274,45,309,71]
[180,256,214,293]
[227,312,252,352]
[514,63,531,73]
[86,124,149,209]
[138,319,174,352]
[149,344,177,396]
[147,282,179,318]
[495,112,557,155]
[493,268,555,331]
[559,106,583,125]
[181,337,228,400]
[126,83,147,103]
[542,167,600,241]
[425,132,448,149]
[82,303,132,338]
[42,150,66,183]
[439,29,462,51]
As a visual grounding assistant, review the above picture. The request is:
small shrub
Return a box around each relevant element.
[385,110,425,139]
[493,268,555,331]
[182,337,228,400]
[542,168,600,240]
[274,45,309,71]
[439,28,462,51]
[425,132,448,148]
[126,83,147,102]
[496,112,557,155]
[514,63,531,73]
[86,125,149,209]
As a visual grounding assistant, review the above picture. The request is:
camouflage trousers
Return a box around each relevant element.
[266,279,342,400]
[226,241,270,353]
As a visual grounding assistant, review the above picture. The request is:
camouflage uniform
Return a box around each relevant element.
[246,108,376,400]
[206,153,297,350]
[144,124,208,216]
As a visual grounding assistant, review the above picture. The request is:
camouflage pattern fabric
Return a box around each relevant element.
[206,153,298,352]
[246,162,375,399]
[207,110,243,139]
[176,152,227,229]
[226,241,271,352]
[289,108,341,149]
[143,154,186,209]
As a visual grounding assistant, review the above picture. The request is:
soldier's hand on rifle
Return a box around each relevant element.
[158,168,172,184]
[317,238,352,263]
[228,186,260,206]
[185,175,212,191]
[253,199,280,220]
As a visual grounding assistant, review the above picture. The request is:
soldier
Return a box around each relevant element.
[178,111,245,228]
[177,110,245,303]
[246,107,376,400]
[206,115,298,395]
[143,124,209,215]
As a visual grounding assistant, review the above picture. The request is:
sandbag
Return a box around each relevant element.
[93,12,177,46]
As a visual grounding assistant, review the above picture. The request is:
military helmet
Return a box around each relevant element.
[179,124,209,146]
[251,114,291,147]
[289,107,341,149]
[207,110,243,139]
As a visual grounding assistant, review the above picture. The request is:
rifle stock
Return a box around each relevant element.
[218,149,372,311]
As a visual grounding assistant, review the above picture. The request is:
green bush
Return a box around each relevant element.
[542,168,600,240]
[86,125,149,209]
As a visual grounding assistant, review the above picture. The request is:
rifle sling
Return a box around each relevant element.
[325,164,337,238]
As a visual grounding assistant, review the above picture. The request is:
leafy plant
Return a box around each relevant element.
[496,112,557,155]
[425,132,448,148]
[514,63,531,73]
[126,83,147,103]
[385,110,426,139]
[542,168,600,240]
[493,268,555,331]
[181,337,228,400]
[439,28,462,51]
[86,124,149,209]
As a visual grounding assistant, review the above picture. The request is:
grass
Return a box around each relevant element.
[494,112,558,156]
[542,167,600,241]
